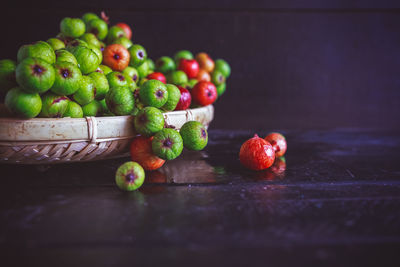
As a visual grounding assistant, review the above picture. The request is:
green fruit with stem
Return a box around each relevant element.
[133,106,164,137]
[179,121,208,151]
[139,79,168,108]
[47,38,65,51]
[216,83,226,97]
[155,56,175,74]
[106,71,129,88]
[55,49,78,65]
[60,17,86,38]
[128,44,147,67]
[5,87,42,118]
[112,37,133,49]
[166,70,188,85]
[39,92,69,118]
[88,71,109,100]
[136,60,150,79]
[214,59,231,78]
[115,161,145,191]
[162,84,181,111]
[17,41,56,64]
[82,100,102,116]
[51,62,82,95]
[64,100,83,118]
[146,58,155,71]
[87,19,108,41]
[97,65,112,75]
[151,128,183,160]
[79,33,101,48]
[106,26,126,44]
[0,59,17,93]
[72,75,95,105]
[123,66,139,83]
[174,50,193,65]
[82,12,99,26]
[72,46,100,74]
[16,57,55,94]
[105,86,135,115]
[211,70,226,86]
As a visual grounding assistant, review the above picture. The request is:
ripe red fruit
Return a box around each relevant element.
[174,86,191,110]
[130,136,165,171]
[178,59,199,79]
[147,72,166,84]
[264,132,287,157]
[115,22,132,39]
[191,81,217,106]
[239,134,275,170]
[103,44,130,71]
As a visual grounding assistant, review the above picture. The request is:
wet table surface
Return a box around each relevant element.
[1,129,400,266]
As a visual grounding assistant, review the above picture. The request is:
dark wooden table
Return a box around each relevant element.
[1,129,399,266]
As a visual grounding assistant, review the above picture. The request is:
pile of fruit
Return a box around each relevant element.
[0,12,231,191]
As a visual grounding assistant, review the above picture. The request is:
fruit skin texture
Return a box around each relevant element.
[239,134,275,170]
[130,136,165,171]
[87,19,109,41]
[128,44,147,67]
[16,57,55,94]
[5,87,42,118]
[174,50,193,65]
[146,72,166,84]
[105,86,135,115]
[152,128,183,160]
[88,71,109,100]
[180,121,208,151]
[72,46,100,74]
[17,41,56,64]
[82,12,99,26]
[98,65,113,75]
[39,92,69,118]
[191,81,217,106]
[214,59,231,78]
[116,23,132,39]
[107,26,127,44]
[0,59,17,93]
[166,70,188,85]
[73,75,95,106]
[156,56,176,74]
[103,44,130,72]
[106,71,129,88]
[265,132,287,157]
[115,161,145,191]
[51,61,82,96]
[134,107,165,137]
[55,49,78,65]
[211,70,226,86]
[162,84,181,111]
[174,86,191,110]
[216,83,226,97]
[47,38,65,51]
[178,59,199,79]
[82,100,102,116]
[196,69,211,82]
[136,61,150,78]
[123,66,139,83]
[79,33,101,48]
[195,52,214,73]
[146,58,155,71]
[139,79,168,108]
[112,37,133,49]
[64,100,83,118]
[60,18,86,38]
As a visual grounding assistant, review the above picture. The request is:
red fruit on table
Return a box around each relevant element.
[239,134,275,170]
[264,132,287,157]
[102,44,130,71]
[174,86,191,110]
[191,81,217,106]
[130,136,165,171]
[115,22,132,39]
[178,59,199,79]
[147,72,166,84]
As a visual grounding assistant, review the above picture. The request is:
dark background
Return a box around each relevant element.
[2,1,400,130]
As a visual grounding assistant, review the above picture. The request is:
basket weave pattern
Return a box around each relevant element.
[0,105,214,164]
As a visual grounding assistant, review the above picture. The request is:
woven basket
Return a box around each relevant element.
[0,105,214,164]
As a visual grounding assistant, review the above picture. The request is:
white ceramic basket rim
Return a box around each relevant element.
[0,105,214,143]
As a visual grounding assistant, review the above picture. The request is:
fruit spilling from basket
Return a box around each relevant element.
[0,12,231,192]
